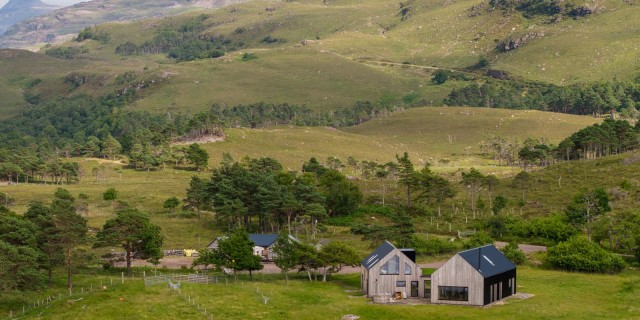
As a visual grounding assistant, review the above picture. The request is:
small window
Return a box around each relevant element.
[396,281,406,287]
[438,286,469,301]
[380,255,400,275]
[405,262,412,275]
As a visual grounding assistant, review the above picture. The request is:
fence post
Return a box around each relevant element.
[121,272,124,284]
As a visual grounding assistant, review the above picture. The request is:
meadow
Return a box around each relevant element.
[3,268,639,319]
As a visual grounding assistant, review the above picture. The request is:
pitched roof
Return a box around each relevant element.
[458,244,516,278]
[361,241,396,270]
[249,234,278,247]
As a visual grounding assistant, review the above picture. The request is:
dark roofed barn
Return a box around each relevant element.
[430,244,516,305]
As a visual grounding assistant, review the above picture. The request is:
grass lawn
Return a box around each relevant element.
[5,268,639,319]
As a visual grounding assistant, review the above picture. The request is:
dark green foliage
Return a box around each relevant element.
[565,188,610,241]
[444,79,640,116]
[103,188,118,201]
[411,236,459,256]
[318,169,362,216]
[547,237,625,273]
[138,15,231,61]
[464,231,494,249]
[0,240,45,291]
[500,242,526,265]
[557,119,639,161]
[213,228,263,278]
[318,241,359,282]
[94,208,164,275]
[163,196,180,212]
[351,207,415,248]
[195,157,326,232]
[75,27,110,43]
[273,233,299,283]
[45,46,89,59]
[492,195,507,215]
[241,52,258,61]
[115,41,140,56]
[185,143,209,170]
[432,70,451,84]
[184,176,208,216]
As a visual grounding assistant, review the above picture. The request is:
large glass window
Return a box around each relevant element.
[438,286,469,301]
[405,262,412,275]
[380,255,400,275]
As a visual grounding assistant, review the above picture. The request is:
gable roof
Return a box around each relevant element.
[458,244,516,278]
[361,241,396,270]
[249,234,278,247]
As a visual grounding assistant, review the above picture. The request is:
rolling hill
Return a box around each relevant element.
[0,0,252,49]
[0,0,634,117]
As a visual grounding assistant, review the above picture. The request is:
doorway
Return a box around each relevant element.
[411,281,419,298]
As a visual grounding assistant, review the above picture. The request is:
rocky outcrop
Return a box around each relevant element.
[498,32,544,52]
[0,0,59,35]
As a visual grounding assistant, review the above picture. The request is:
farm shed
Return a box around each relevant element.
[207,234,298,261]
[361,241,423,299]
[430,244,516,306]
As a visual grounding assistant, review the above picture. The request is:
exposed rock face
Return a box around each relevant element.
[498,32,544,52]
[0,0,250,49]
[0,0,59,35]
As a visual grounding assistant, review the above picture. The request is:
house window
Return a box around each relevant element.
[396,281,406,287]
[405,262,412,275]
[380,255,400,275]
[438,286,469,301]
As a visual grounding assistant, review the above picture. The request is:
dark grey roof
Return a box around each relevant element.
[361,241,396,270]
[249,234,278,247]
[458,244,516,278]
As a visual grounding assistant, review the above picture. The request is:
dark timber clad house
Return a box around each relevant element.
[430,244,517,306]
[360,241,422,299]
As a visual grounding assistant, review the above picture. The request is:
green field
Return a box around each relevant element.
[3,268,639,319]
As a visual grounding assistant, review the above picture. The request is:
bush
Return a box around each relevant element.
[547,237,625,273]
[500,242,525,264]
[432,70,450,84]
[463,231,494,249]
[412,236,459,256]
[45,46,88,59]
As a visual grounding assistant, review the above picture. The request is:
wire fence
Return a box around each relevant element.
[144,274,223,286]
[6,272,135,319]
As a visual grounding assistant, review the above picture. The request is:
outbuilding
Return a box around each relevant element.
[430,244,516,306]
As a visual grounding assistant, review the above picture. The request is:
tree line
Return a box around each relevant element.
[193,229,359,283]
[444,78,640,116]
[0,189,163,292]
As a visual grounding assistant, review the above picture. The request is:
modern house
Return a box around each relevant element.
[207,234,298,261]
[430,244,517,306]
[360,241,423,299]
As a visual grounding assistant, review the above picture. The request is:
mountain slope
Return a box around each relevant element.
[0,0,59,36]
[0,0,251,49]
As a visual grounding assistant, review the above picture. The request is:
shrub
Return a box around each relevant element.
[547,237,625,273]
[432,70,450,84]
[500,242,525,264]
[463,231,494,249]
[411,236,459,256]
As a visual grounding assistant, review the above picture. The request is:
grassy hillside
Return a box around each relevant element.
[0,49,84,119]
[3,269,639,319]
[1,0,636,117]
